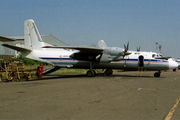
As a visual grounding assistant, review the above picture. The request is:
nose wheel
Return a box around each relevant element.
[154,71,161,77]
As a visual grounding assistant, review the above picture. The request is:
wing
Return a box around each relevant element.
[2,44,31,52]
[43,46,104,53]
[43,46,104,62]
[0,36,15,42]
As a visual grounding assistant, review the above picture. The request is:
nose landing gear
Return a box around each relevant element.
[154,71,161,77]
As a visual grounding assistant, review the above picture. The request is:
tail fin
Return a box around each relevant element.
[24,19,45,50]
[98,40,107,48]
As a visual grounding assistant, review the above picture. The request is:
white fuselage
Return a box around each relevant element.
[22,48,178,71]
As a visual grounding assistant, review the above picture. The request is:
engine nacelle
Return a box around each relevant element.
[99,54,112,63]
[70,52,100,62]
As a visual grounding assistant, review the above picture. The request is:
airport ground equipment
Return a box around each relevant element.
[0,55,38,82]
[37,65,43,78]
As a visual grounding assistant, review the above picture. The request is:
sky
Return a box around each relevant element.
[0,0,180,58]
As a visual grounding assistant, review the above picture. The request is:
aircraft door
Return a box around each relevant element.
[138,55,144,67]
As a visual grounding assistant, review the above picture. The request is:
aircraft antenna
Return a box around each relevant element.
[159,45,162,53]
[156,42,158,53]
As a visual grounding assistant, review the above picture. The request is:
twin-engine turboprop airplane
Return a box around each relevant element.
[1,19,178,77]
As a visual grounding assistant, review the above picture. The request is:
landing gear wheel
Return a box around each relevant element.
[105,69,113,76]
[154,72,160,77]
[92,70,96,75]
[86,70,95,77]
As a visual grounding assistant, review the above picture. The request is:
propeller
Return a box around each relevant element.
[123,42,131,56]
[137,46,140,52]
[124,42,129,53]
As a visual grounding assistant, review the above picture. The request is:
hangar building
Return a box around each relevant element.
[0,35,67,57]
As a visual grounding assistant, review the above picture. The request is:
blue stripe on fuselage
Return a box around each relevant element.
[122,59,168,63]
[39,57,73,61]
[39,57,168,63]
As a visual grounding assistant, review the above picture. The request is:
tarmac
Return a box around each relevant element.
[0,70,180,120]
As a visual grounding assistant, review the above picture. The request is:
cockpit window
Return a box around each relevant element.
[152,54,164,58]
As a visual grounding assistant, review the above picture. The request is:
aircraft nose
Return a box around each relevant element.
[168,60,178,70]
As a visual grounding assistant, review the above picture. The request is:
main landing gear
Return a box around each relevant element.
[86,62,113,77]
[86,70,96,77]
[104,69,113,76]
[154,71,161,77]
[86,62,96,77]
[86,69,113,77]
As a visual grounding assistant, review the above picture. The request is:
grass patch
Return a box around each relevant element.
[23,65,123,75]
[23,65,88,75]
[48,68,88,75]
[24,65,51,70]
[48,68,123,75]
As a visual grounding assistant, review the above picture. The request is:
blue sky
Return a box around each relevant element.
[0,0,180,58]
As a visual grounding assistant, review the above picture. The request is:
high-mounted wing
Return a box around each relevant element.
[43,46,104,52]
[0,36,15,42]
[43,46,105,62]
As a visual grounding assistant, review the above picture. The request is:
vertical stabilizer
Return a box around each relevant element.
[24,19,44,50]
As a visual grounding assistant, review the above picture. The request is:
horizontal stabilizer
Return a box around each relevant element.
[2,44,31,52]
[0,36,15,42]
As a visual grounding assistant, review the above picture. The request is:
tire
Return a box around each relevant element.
[154,72,160,77]
[105,69,113,76]
[86,70,95,77]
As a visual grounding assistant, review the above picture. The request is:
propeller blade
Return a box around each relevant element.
[123,41,131,56]
[137,46,140,52]
[124,41,129,52]
[127,41,129,51]
[124,44,127,52]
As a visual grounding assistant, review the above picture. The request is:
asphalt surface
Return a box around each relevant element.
[0,70,180,120]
